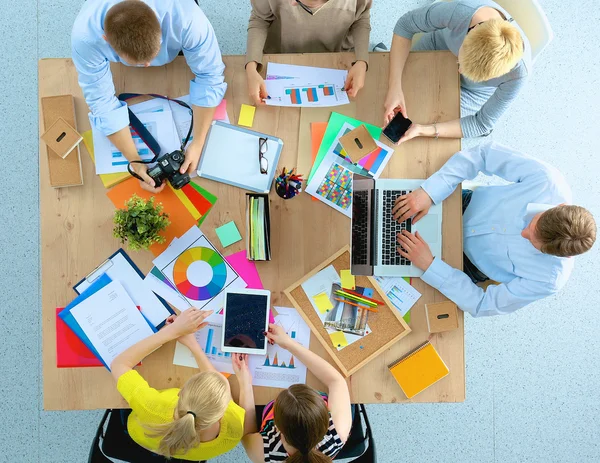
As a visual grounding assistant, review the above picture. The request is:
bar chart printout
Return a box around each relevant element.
[265,62,349,108]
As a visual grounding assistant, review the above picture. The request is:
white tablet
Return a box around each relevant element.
[221,288,271,355]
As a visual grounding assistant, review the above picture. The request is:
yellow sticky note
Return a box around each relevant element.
[340,270,356,290]
[238,104,256,127]
[313,293,333,314]
[329,331,348,348]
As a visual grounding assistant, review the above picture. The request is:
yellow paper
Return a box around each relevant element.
[329,331,348,348]
[82,130,129,188]
[238,104,256,127]
[313,293,333,314]
[340,269,356,290]
[171,185,201,220]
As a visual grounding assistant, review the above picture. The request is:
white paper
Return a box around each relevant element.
[173,318,234,374]
[143,270,191,312]
[76,252,172,328]
[265,63,349,108]
[153,226,246,323]
[92,109,181,174]
[70,281,155,368]
[374,276,421,317]
[301,265,371,351]
[248,307,310,388]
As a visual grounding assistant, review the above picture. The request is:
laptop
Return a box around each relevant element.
[351,173,442,277]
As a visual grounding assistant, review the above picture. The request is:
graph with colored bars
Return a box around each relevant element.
[203,326,231,359]
[111,123,156,167]
[285,84,338,105]
[263,352,296,369]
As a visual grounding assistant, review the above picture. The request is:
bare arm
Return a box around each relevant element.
[383,34,412,123]
[182,336,218,373]
[110,309,212,380]
[267,325,353,442]
[232,354,257,436]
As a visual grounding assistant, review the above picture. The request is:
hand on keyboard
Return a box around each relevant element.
[396,230,434,271]
[392,188,433,224]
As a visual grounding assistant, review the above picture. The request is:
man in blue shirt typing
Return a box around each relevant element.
[72,0,226,192]
[391,143,596,317]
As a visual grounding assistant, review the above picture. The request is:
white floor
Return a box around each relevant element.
[0,1,598,462]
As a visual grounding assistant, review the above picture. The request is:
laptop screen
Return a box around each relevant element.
[351,174,375,274]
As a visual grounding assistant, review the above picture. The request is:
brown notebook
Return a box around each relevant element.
[40,95,83,188]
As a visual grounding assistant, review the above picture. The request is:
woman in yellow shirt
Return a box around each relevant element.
[111,308,250,461]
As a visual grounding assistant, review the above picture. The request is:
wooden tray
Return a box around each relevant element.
[284,246,411,376]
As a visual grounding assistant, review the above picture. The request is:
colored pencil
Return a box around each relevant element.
[334,290,378,307]
[334,297,379,313]
[340,289,384,305]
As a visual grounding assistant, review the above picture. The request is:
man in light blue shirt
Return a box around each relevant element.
[72,0,226,192]
[392,143,596,317]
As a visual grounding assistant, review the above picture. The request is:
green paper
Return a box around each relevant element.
[308,112,382,183]
[403,311,411,324]
[215,221,242,248]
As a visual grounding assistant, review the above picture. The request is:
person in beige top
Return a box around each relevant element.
[245,0,372,105]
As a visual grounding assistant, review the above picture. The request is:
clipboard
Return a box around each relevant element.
[74,249,174,329]
[197,121,283,193]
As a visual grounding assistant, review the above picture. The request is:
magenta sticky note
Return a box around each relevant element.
[214,99,228,121]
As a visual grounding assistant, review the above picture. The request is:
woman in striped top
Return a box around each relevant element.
[238,324,352,462]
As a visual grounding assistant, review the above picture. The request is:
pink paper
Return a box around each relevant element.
[214,99,228,121]
[225,250,275,324]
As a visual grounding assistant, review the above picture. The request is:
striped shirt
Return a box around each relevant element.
[260,394,345,462]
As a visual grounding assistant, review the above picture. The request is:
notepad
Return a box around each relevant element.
[239,104,256,127]
[388,341,449,399]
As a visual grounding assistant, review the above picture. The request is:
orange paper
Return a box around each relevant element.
[107,178,197,256]
[310,122,328,201]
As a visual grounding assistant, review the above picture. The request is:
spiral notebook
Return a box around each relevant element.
[388,341,449,399]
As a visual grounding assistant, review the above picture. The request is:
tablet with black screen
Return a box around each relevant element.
[221,289,271,355]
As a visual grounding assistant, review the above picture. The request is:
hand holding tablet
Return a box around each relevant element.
[221,289,271,355]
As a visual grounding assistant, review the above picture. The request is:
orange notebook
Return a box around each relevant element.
[388,341,449,399]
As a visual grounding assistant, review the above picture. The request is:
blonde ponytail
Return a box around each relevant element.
[145,371,231,458]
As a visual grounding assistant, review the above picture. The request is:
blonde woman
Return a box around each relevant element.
[384,0,530,143]
[110,308,248,461]
[245,0,372,105]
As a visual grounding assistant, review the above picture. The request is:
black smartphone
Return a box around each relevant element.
[383,112,412,143]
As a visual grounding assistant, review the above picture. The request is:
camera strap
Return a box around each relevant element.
[117,93,194,182]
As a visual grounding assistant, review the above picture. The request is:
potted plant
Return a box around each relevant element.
[113,194,170,251]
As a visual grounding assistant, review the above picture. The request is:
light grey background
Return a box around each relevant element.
[0,0,598,462]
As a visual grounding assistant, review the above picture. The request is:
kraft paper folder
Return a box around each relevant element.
[388,341,449,399]
[197,121,283,193]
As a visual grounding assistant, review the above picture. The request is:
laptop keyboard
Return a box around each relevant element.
[382,190,412,266]
[352,190,369,265]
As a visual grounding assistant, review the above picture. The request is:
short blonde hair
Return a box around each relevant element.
[460,19,523,82]
[536,205,596,257]
[104,0,161,62]
[146,371,231,458]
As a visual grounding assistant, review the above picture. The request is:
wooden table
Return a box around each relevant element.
[40,52,463,410]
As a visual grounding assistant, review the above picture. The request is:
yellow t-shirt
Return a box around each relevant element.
[117,370,245,461]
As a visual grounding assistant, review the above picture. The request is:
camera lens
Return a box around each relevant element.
[171,152,181,162]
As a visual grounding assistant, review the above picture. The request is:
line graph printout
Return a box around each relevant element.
[265,63,349,108]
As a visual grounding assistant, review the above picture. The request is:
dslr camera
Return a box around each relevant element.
[147,150,190,190]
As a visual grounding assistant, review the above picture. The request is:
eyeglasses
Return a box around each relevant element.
[296,0,314,15]
[258,137,269,174]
